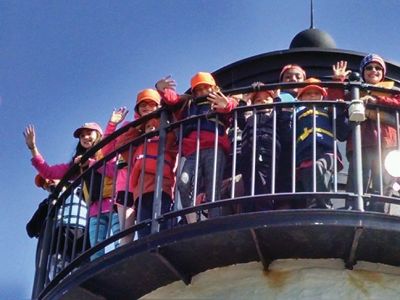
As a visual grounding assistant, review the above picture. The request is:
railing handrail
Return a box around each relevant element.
[46,80,400,229]
[34,78,400,299]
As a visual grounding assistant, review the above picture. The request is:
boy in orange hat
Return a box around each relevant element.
[295,78,350,208]
[156,72,236,222]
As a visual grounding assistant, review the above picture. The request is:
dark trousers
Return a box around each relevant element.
[296,153,335,209]
[241,157,274,212]
[178,148,226,218]
[135,192,172,239]
[346,147,393,213]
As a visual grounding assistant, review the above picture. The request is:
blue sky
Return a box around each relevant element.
[1,1,400,299]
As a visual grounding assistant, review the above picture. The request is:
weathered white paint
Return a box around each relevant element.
[141,259,400,299]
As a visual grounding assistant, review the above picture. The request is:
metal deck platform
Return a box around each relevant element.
[41,209,400,300]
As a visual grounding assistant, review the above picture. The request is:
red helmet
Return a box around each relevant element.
[297,78,327,99]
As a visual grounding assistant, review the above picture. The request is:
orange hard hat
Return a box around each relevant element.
[297,77,327,98]
[190,72,216,91]
[135,89,161,113]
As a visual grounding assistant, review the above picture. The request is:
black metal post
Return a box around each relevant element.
[349,72,364,211]
[32,197,55,299]
[151,109,168,234]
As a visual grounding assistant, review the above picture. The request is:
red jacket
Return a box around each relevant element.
[347,93,400,152]
[160,88,236,157]
[129,125,177,201]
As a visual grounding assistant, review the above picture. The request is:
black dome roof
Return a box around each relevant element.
[290,28,336,49]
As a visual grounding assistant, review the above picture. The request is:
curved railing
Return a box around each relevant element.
[32,75,400,299]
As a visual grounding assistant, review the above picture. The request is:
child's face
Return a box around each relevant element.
[79,129,99,149]
[193,84,213,98]
[145,122,156,133]
[299,89,323,101]
[363,63,384,84]
[138,100,159,116]
[282,68,305,93]
[282,69,305,83]
[253,91,273,105]
[43,179,59,193]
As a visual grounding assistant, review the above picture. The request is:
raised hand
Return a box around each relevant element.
[242,92,253,104]
[251,81,265,89]
[360,95,377,104]
[269,89,281,99]
[73,155,83,165]
[74,155,90,168]
[207,91,229,110]
[156,75,177,92]
[332,60,351,80]
[23,124,36,150]
[110,106,129,125]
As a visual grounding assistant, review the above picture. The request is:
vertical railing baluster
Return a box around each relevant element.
[193,118,201,222]
[396,111,400,150]
[292,106,297,193]
[211,114,219,203]
[332,104,338,193]
[61,191,74,269]
[80,176,91,256]
[376,108,384,195]
[271,105,277,194]
[312,104,317,193]
[151,109,168,234]
[71,185,84,261]
[32,196,55,299]
[137,137,148,225]
[231,110,238,199]
[350,75,364,211]
[173,124,184,212]
[251,107,257,196]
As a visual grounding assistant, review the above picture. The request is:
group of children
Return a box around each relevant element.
[24,53,400,262]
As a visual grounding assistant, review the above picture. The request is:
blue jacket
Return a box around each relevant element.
[182,100,225,137]
[295,105,349,164]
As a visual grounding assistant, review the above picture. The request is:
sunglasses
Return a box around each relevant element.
[138,101,158,108]
[365,65,383,71]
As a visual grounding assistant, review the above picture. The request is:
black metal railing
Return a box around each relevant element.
[32,76,400,299]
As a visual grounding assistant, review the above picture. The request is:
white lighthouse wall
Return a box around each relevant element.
[141,259,400,299]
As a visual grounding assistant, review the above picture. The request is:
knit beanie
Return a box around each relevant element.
[360,54,386,82]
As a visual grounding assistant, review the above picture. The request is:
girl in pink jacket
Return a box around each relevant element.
[24,116,121,261]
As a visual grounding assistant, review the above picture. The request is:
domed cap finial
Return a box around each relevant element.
[289,0,336,49]
[289,28,337,49]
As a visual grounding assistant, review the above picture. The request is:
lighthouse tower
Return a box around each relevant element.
[32,22,400,300]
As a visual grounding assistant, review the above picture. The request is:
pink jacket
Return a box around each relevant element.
[32,123,117,218]
[102,121,134,194]
[32,153,116,217]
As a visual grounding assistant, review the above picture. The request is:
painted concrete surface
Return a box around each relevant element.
[142,259,400,299]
